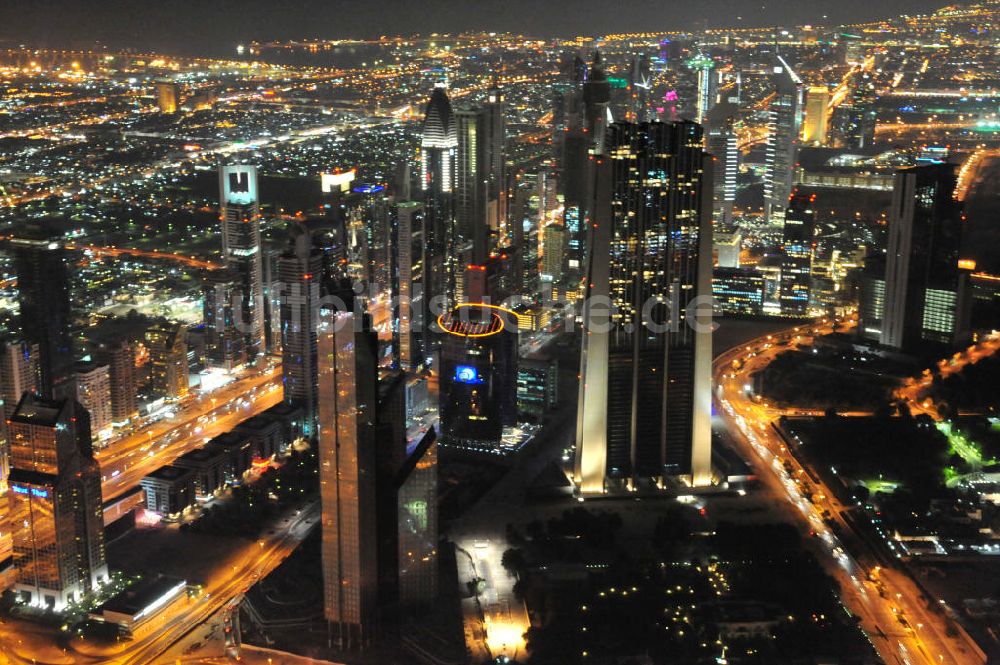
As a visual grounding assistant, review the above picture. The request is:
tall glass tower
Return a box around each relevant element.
[574,122,714,493]
[219,164,266,359]
[763,55,803,223]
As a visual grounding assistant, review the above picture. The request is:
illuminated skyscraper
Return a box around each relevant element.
[75,361,112,442]
[0,339,36,487]
[705,101,739,228]
[438,304,518,453]
[420,86,457,310]
[219,165,266,359]
[155,81,180,113]
[574,122,714,493]
[391,201,426,371]
[764,55,803,223]
[455,107,490,265]
[202,270,247,371]
[8,222,107,608]
[8,394,108,609]
[145,321,188,400]
[279,222,325,437]
[484,83,507,240]
[779,192,816,316]
[881,164,969,351]
[396,430,438,606]
[319,305,379,648]
[689,52,717,124]
[107,339,138,425]
[802,86,830,145]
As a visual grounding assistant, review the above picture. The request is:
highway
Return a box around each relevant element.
[97,363,284,501]
[715,320,986,665]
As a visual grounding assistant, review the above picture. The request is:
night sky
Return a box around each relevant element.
[0,0,947,55]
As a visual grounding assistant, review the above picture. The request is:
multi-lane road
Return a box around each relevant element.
[715,321,986,665]
[97,363,284,501]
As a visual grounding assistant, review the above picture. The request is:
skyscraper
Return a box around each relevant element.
[319,305,379,648]
[202,269,247,371]
[11,223,76,402]
[690,52,717,124]
[583,52,612,157]
[779,192,816,316]
[420,86,458,312]
[438,304,518,453]
[156,81,180,113]
[763,55,803,223]
[484,83,507,241]
[219,164,266,359]
[279,221,325,437]
[391,201,426,371]
[455,107,490,266]
[8,394,108,609]
[75,361,112,442]
[574,122,714,493]
[802,85,830,146]
[145,321,188,400]
[0,339,36,487]
[8,222,107,608]
[107,339,138,425]
[705,101,739,228]
[881,164,969,351]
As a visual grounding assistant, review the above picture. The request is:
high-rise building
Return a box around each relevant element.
[8,394,108,609]
[705,101,739,228]
[881,164,970,351]
[155,81,180,113]
[279,222,325,437]
[420,86,457,311]
[583,52,612,156]
[391,201,427,371]
[10,223,76,402]
[690,53,717,124]
[438,304,518,452]
[763,56,803,223]
[0,339,36,486]
[8,222,107,608]
[202,270,247,371]
[145,322,188,400]
[858,254,886,343]
[107,339,138,425]
[779,192,816,316]
[541,224,566,282]
[484,84,507,241]
[713,267,765,316]
[75,361,112,442]
[714,227,742,269]
[219,165,266,359]
[802,86,830,146]
[455,108,490,266]
[574,122,714,493]
[319,305,379,648]
[395,430,438,607]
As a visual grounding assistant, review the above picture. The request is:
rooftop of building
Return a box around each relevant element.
[96,575,187,621]
[144,464,194,482]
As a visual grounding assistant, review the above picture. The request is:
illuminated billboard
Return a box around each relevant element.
[454,365,481,384]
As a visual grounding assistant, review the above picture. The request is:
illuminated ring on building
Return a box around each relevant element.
[437,303,519,338]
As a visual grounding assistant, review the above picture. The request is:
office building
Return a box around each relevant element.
[705,101,739,228]
[714,227,742,269]
[574,121,714,493]
[0,340,36,485]
[881,164,970,351]
[420,86,457,310]
[155,81,180,113]
[690,52,717,124]
[438,304,518,453]
[202,270,246,371]
[858,254,886,343]
[145,322,188,400]
[318,305,379,648]
[279,221,325,437]
[779,192,816,316]
[713,268,765,316]
[455,108,490,265]
[396,429,438,607]
[583,52,612,156]
[803,86,830,145]
[541,224,566,282]
[75,362,112,442]
[392,201,426,370]
[764,56,803,223]
[8,394,108,609]
[484,83,507,240]
[107,339,138,424]
[517,354,559,418]
[140,465,196,518]
[219,164,266,359]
